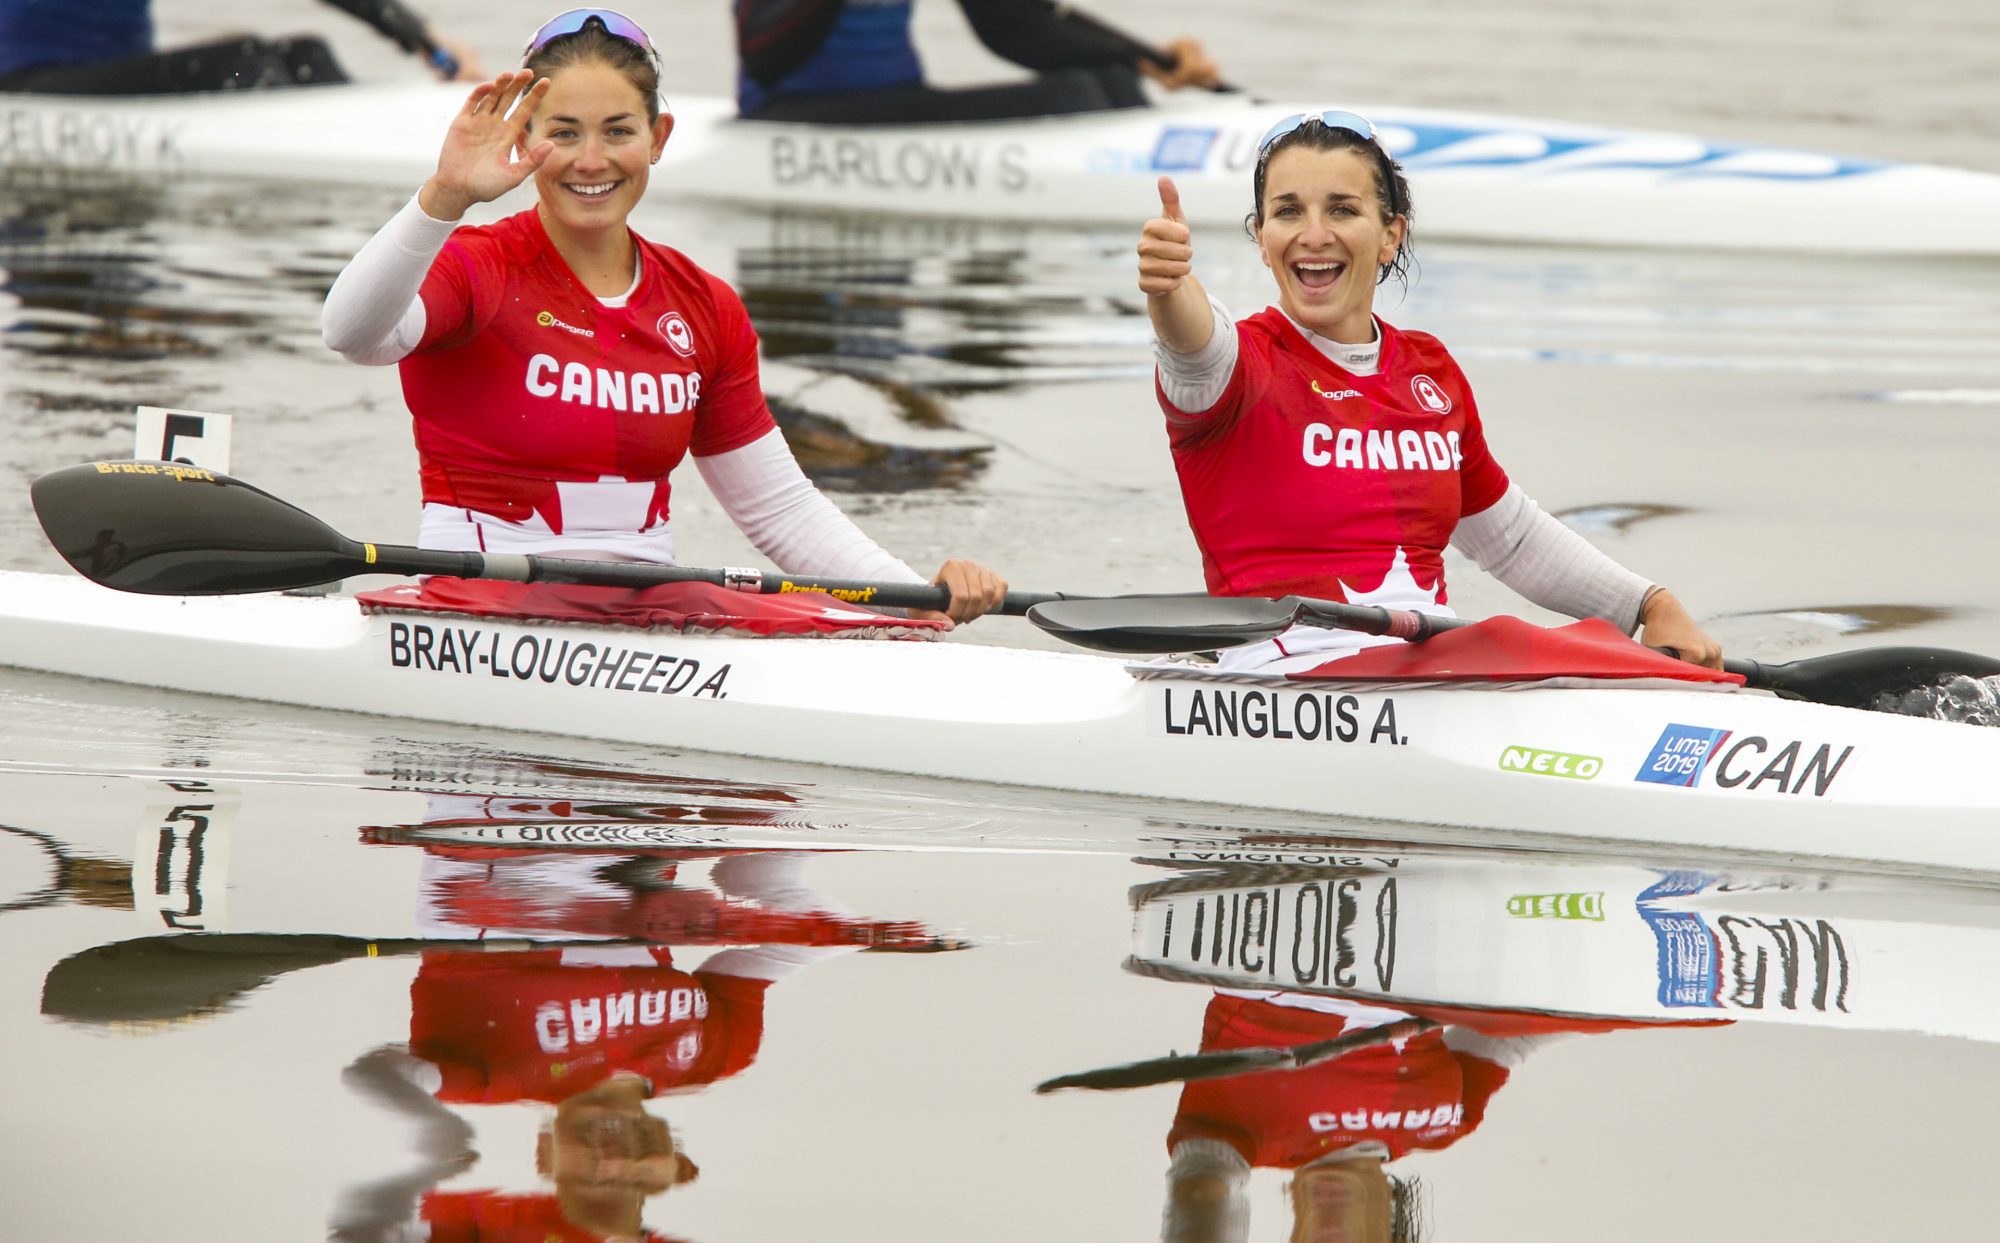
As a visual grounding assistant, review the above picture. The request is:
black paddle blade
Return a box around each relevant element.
[1738,646,2000,711]
[41,933,388,1025]
[31,461,373,595]
[1027,595,1298,654]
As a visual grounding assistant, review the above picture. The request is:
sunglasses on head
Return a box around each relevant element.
[1257,109,1377,155]
[523,7,656,61]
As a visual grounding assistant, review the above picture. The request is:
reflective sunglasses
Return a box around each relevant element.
[1257,109,1377,154]
[522,8,657,61]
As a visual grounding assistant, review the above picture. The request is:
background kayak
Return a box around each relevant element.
[5,83,1999,253]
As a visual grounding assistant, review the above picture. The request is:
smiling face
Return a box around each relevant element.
[1254,145,1406,344]
[1288,1160,1393,1243]
[524,60,672,242]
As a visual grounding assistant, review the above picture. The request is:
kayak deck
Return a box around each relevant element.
[4,569,1999,874]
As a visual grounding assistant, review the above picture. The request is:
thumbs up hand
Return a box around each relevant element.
[1137,175,1194,296]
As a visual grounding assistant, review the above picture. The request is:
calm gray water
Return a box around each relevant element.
[6,2,2000,1240]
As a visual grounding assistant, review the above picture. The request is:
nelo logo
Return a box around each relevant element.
[1411,374,1452,414]
[657,312,695,357]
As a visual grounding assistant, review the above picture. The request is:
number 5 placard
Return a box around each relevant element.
[134,405,233,471]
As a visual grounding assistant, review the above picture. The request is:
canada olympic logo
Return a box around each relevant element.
[1411,374,1452,415]
[657,312,695,357]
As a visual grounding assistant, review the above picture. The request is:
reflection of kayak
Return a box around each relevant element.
[4,83,1999,253]
[4,566,2000,872]
[1126,854,2000,1043]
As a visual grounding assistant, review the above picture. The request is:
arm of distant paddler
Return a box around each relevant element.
[1451,484,1652,629]
[320,0,486,79]
[694,430,926,584]
[957,0,1145,71]
[321,192,452,365]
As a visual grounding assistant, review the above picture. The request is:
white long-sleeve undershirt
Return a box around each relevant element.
[695,428,921,582]
[321,191,451,364]
[1154,298,1652,631]
[320,193,922,585]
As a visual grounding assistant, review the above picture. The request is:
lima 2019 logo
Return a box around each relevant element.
[657,312,695,358]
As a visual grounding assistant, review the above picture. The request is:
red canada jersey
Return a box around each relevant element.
[400,209,775,535]
[1161,311,1511,605]
[1167,994,1653,1165]
[409,947,769,1105]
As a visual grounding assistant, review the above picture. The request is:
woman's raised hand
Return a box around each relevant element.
[419,71,555,222]
[1139,175,1214,352]
[1137,176,1193,296]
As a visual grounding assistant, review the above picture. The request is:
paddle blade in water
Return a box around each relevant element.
[1027,595,1298,654]
[31,461,373,595]
[1742,646,2000,711]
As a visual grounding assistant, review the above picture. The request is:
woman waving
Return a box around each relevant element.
[323,9,1005,625]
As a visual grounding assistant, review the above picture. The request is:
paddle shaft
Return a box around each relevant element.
[1035,1017,1437,1093]
[1284,596,1774,682]
[29,461,1064,612]
[353,541,1063,616]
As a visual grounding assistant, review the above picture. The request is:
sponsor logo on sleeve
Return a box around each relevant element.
[1636,724,1731,786]
[656,311,695,357]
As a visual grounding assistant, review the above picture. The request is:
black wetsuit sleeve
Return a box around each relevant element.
[956,0,1139,71]
[319,0,435,55]
[736,0,846,86]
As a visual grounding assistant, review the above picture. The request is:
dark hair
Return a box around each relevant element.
[1389,1171,1427,1243]
[522,17,662,123]
[1246,119,1415,287]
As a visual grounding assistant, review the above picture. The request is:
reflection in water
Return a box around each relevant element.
[335,1072,691,1243]
[737,210,1150,390]
[325,840,959,1242]
[0,825,133,914]
[1116,848,1993,1037]
[1031,846,2000,1241]
[1551,501,1690,536]
[1727,603,1955,637]
[33,782,964,1242]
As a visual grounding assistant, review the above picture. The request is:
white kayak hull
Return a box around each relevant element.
[1129,853,2000,1043]
[2,569,1997,872]
[13,765,2000,1044]
[4,85,1998,253]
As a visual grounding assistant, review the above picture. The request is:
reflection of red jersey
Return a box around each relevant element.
[422,1190,685,1243]
[1161,313,1511,605]
[404,847,930,945]
[1169,994,1650,1164]
[402,209,774,536]
[410,948,767,1104]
